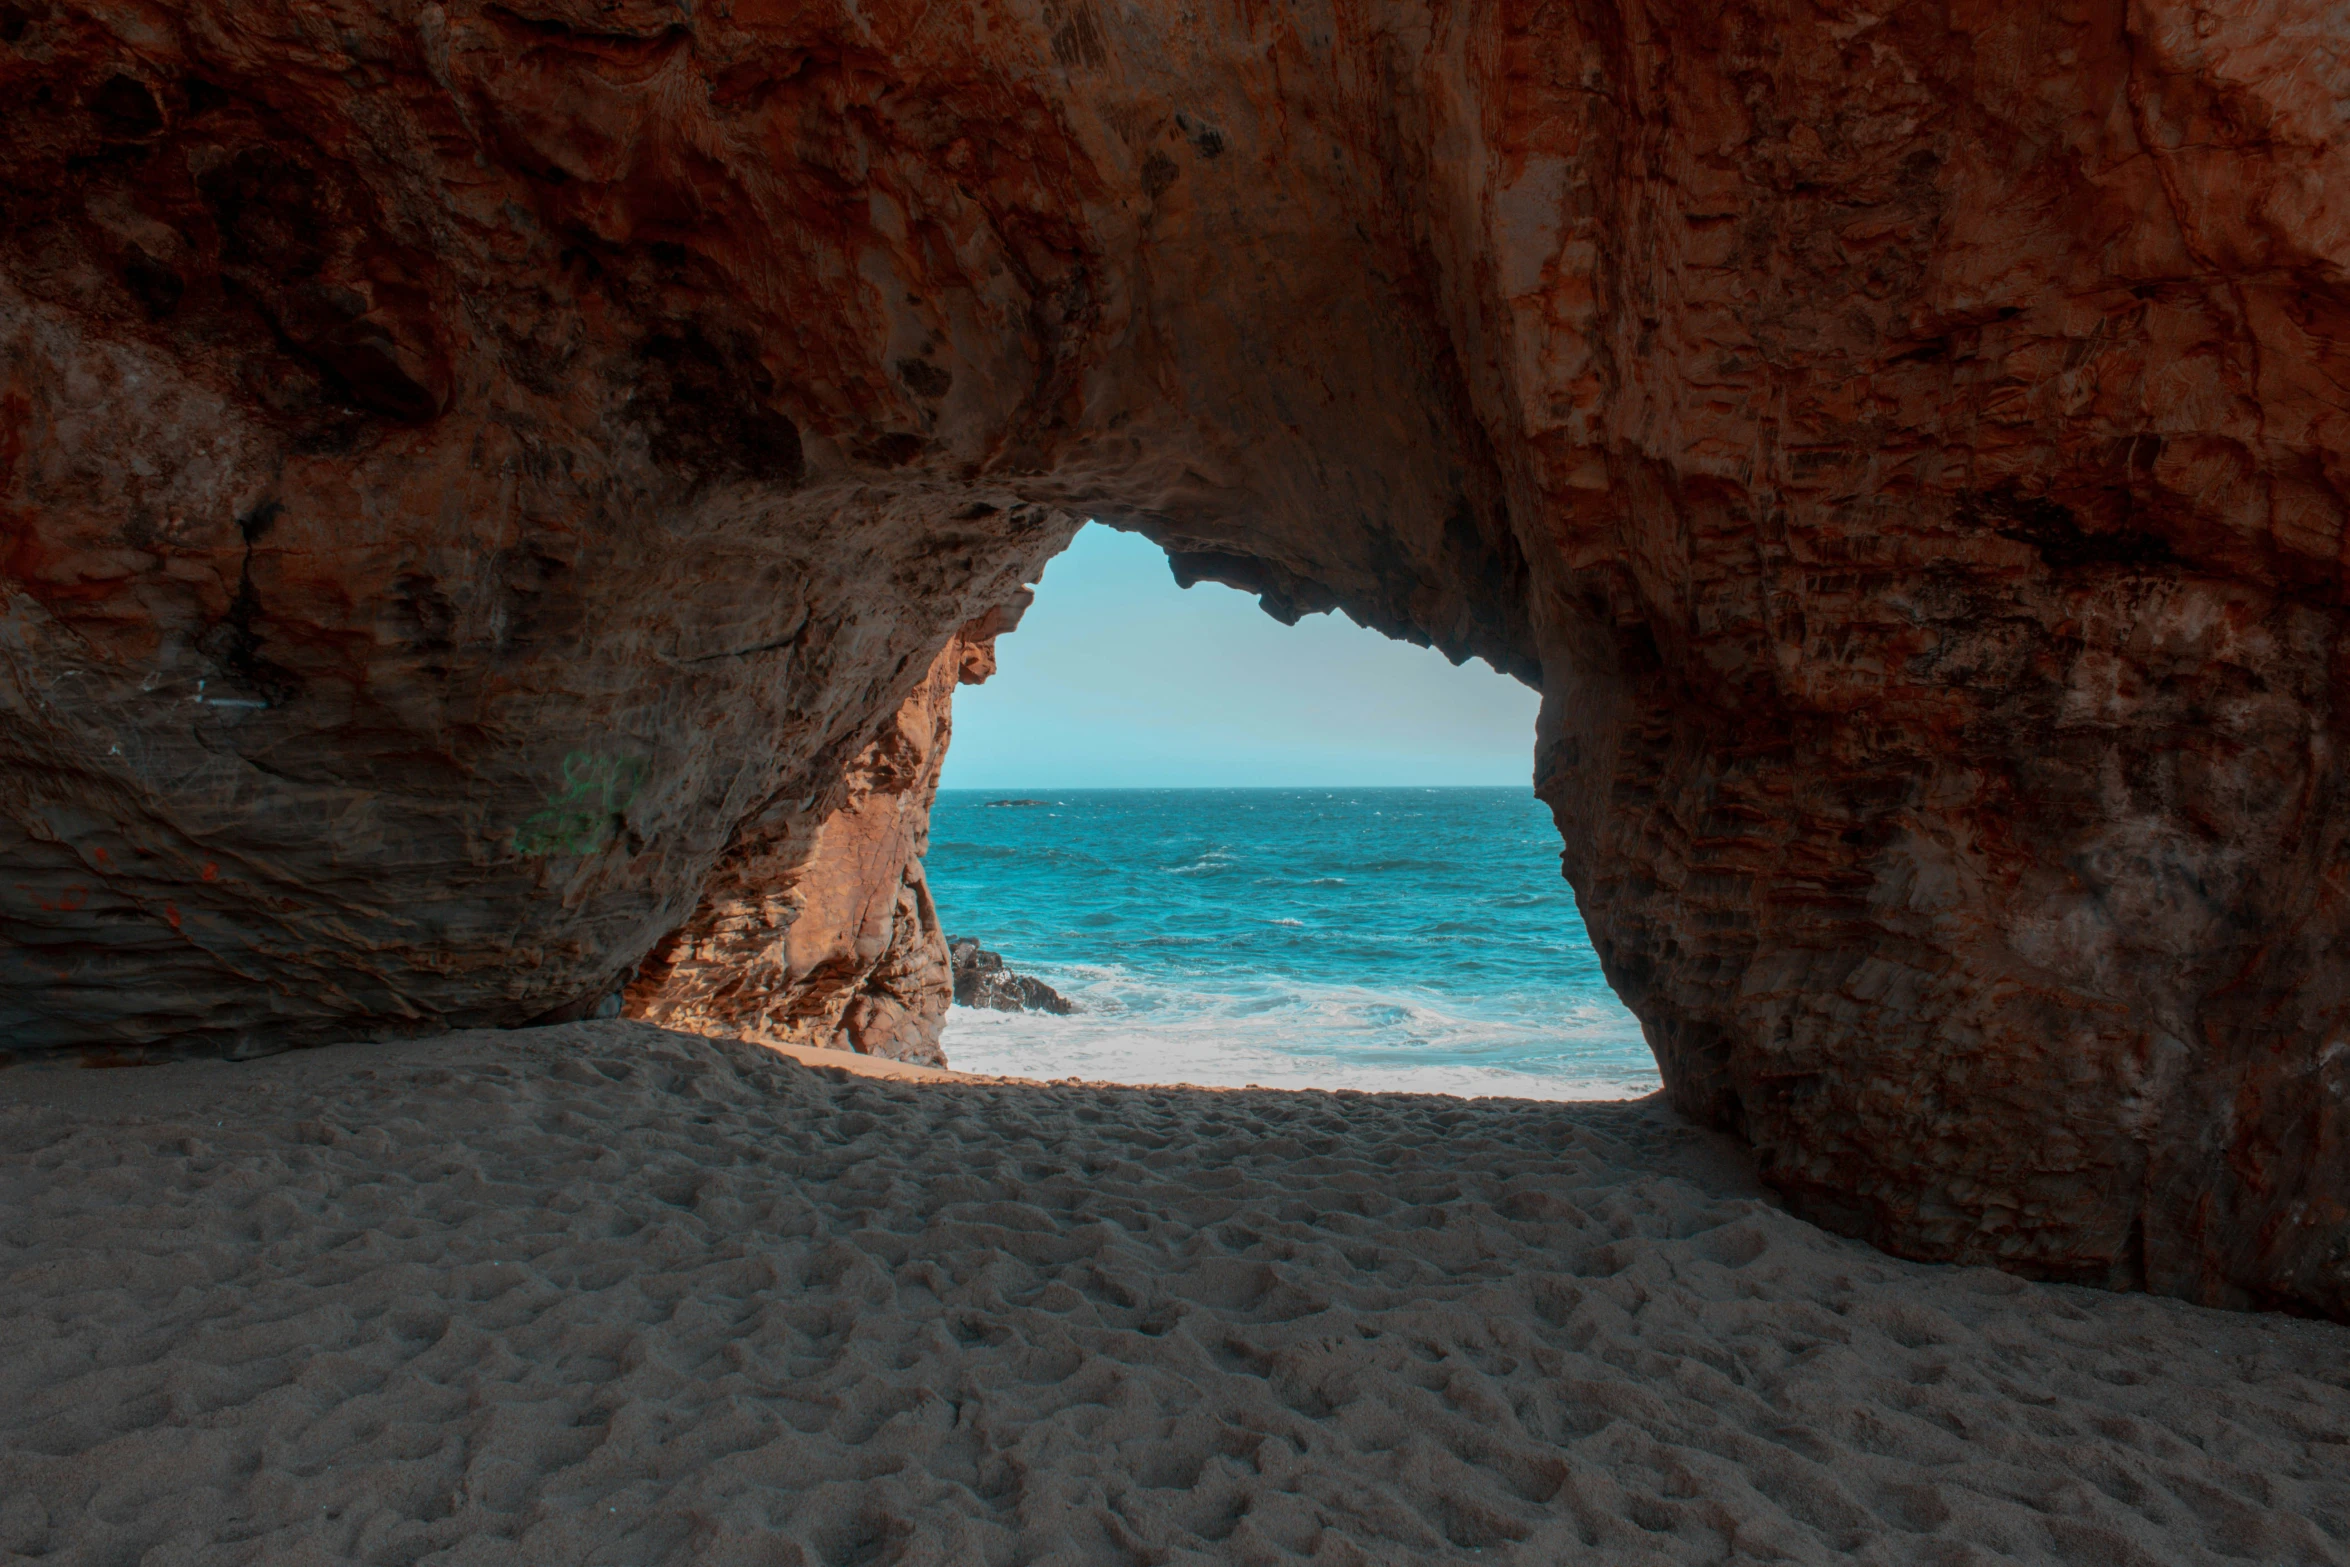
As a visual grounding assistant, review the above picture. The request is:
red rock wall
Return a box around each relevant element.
[2,0,2345,1314]
[622,615,1014,1066]
[0,0,1083,1055]
[1496,0,2350,1317]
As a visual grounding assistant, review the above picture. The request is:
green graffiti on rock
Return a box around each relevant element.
[511,751,647,857]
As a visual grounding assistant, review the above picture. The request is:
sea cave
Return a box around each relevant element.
[1,0,2345,1323]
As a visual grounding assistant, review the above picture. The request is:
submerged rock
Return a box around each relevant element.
[948,941,1075,1016]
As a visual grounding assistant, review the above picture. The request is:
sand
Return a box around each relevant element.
[0,1022,2343,1566]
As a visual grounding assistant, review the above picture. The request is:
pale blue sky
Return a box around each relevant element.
[939,523,1542,789]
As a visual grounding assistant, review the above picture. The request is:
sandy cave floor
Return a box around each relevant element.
[0,1021,2345,1567]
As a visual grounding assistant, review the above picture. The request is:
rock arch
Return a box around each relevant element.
[3,0,2345,1315]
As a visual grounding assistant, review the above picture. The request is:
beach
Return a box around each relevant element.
[1,1020,2343,1565]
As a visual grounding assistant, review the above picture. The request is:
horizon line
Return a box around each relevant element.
[936,782,1539,792]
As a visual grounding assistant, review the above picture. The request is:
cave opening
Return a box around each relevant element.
[926,524,1654,1100]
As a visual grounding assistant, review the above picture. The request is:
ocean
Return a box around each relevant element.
[927,787,1659,1099]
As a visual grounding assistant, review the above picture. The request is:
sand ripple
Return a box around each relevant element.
[1,1022,2344,1565]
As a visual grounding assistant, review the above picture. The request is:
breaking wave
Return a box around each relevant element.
[929,787,1656,1100]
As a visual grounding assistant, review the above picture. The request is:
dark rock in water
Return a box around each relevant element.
[948,939,1075,1015]
[983,799,1053,808]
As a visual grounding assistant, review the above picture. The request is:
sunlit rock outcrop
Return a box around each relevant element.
[623,617,1016,1065]
[2,0,2344,1313]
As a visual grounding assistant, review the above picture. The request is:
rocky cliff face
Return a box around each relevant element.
[623,617,1015,1066]
[2,0,2345,1314]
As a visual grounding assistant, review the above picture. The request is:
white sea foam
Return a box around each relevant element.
[941,963,1661,1101]
[1165,847,1239,876]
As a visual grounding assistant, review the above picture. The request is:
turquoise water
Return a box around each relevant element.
[927,787,1658,1099]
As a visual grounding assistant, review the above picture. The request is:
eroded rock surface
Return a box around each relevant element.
[2,0,2346,1313]
[621,618,1016,1066]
